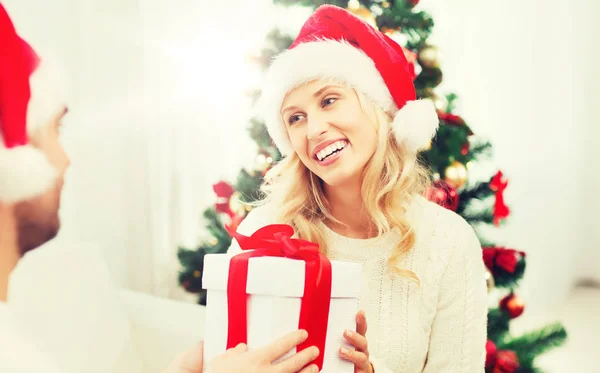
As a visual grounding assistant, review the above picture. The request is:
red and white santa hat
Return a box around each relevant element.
[258,4,439,156]
[0,4,64,203]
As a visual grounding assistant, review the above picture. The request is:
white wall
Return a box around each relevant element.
[579,0,600,283]
[423,0,594,311]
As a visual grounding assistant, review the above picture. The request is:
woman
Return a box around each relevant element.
[228,5,487,373]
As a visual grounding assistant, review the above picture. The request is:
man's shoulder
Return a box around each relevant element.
[0,304,64,373]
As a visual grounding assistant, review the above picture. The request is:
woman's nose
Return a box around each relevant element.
[307,115,329,141]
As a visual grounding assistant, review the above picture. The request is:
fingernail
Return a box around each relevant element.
[300,329,308,339]
[310,365,319,373]
[340,347,348,354]
[345,330,354,337]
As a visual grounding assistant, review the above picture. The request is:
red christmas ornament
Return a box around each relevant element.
[424,180,459,211]
[438,111,474,135]
[482,247,525,274]
[486,340,497,369]
[490,171,510,226]
[407,0,420,8]
[461,142,470,155]
[213,181,235,216]
[500,293,525,319]
[439,112,465,126]
[492,350,520,373]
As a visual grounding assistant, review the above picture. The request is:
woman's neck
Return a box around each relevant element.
[324,180,376,239]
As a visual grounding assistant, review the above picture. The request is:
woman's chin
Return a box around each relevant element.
[318,170,361,190]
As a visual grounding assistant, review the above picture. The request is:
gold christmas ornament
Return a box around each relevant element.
[444,161,468,189]
[422,138,432,151]
[256,153,267,166]
[346,4,377,29]
[418,45,440,68]
[485,267,495,293]
[228,192,248,216]
[381,27,396,36]
[425,89,447,111]
[193,270,201,278]
[255,153,273,173]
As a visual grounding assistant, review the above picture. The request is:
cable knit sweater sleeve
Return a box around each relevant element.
[422,218,488,373]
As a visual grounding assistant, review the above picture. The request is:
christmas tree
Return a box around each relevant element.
[177,1,567,371]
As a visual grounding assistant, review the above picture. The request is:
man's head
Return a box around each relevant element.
[0,4,69,256]
[13,106,70,255]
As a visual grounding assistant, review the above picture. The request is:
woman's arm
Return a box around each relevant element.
[422,223,488,373]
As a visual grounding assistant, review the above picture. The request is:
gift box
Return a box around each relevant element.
[202,224,362,372]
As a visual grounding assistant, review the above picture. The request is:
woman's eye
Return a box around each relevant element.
[322,97,337,107]
[288,114,305,125]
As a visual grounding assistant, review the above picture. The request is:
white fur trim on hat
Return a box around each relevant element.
[0,145,58,203]
[392,99,439,152]
[0,58,65,203]
[259,39,396,156]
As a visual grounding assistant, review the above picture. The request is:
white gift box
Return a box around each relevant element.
[202,253,362,372]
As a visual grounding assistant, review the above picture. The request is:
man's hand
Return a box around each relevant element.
[161,330,319,373]
[160,342,205,373]
[206,330,319,373]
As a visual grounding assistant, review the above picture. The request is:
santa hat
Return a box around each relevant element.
[0,4,63,203]
[258,4,439,156]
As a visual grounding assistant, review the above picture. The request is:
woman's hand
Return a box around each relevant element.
[339,310,374,373]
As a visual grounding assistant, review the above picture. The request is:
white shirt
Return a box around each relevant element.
[228,195,488,372]
[0,301,64,373]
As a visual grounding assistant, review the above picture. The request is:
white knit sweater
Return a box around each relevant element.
[227,195,488,372]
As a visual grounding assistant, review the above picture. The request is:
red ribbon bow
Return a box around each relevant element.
[225,224,332,370]
[490,171,510,226]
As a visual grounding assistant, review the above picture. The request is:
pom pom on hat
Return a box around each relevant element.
[392,99,439,153]
[0,4,62,203]
[259,5,438,156]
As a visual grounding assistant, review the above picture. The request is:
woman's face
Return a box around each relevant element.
[281,80,379,188]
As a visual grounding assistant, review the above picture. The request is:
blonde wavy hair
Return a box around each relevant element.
[257,89,432,284]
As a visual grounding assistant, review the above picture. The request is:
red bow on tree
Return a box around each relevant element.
[490,171,510,226]
[225,224,332,371]
[213,181,235,217]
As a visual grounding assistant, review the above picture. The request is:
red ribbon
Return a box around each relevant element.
[490,171,510,226]
[225,224,332,370]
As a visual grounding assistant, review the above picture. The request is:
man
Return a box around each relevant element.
[0,4,318,373]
